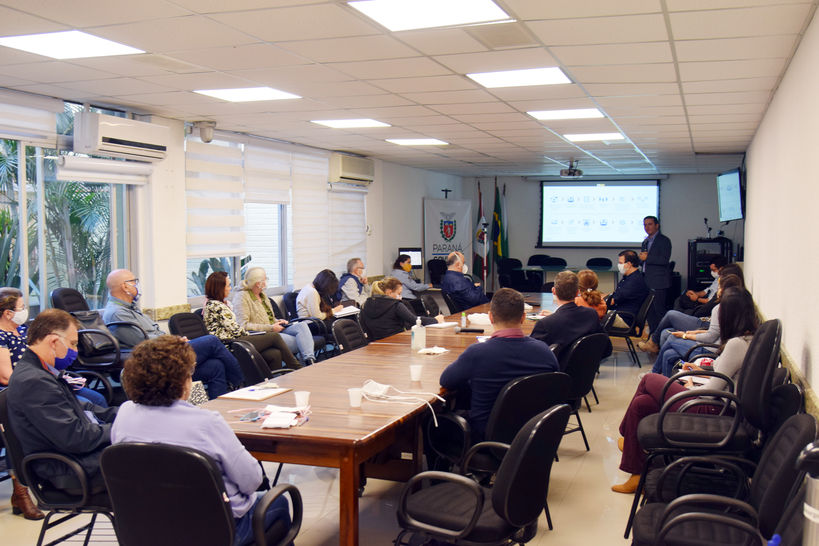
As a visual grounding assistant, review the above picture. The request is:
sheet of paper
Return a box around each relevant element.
[261,412,298,429]
[219,385,290,401]
[426,321,458,328]
[335,306,361,317]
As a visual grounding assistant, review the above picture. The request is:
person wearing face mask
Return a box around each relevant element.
[389,254,430,300]
[6,309,118,500]
[336,257,371,307]
[607,250,649,328]
[672,254,728,314]
[102,269,244,398]
[360,277,443,341]
[441,251,489,311]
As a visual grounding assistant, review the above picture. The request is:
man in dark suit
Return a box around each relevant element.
[440,251,489,311]
[639,216,672,333]
[531,271,601,369]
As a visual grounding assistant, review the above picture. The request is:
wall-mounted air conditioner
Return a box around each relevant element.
[73,112,169,162]
[328,153,374,185]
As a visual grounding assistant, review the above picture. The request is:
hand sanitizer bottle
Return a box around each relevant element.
[460,312,467,328]
[411,318,426,350]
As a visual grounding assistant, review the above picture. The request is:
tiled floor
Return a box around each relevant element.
[0,342,648,545]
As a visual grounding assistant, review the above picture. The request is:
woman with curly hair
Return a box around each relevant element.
[112,336,293,545]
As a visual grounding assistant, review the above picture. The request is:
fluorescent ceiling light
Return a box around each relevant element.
[0,30,143,59]
[311,119,390,129]
[564,132,625,142]
[193,87,300,102]
[348,0,511,32]
[386,138,448,146]
[528,108,604,121]
[467,67,570,88]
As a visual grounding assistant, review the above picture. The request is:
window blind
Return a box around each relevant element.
[0,89,61,146]
[244,144,292,204]
[291,149,331,287]
[328,186,367,276]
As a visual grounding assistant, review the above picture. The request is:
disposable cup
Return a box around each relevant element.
[348,387,362,408]
[410,364,423,382]
[294,390,310,408]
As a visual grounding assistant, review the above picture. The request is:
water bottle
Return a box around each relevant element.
[460,312,467,328]
[411,318,426,350]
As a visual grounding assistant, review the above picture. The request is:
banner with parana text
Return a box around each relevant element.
[423,198,472,265]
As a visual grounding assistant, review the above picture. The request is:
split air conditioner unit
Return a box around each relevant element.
[328,153,374,185]
[73,112,169,162]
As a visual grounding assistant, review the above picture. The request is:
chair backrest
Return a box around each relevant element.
[526,254,549,267]
[585,257,612,269]
[426,259,447,286]
[544,257,567,267]
[562,333,611,401]
[491,404,571,527]
[0,390,26,485]
[268,297,286,320]
[630,293,654,334]
[332,319,368,353]
[282,291,299,321]
[101,443,236,546]
[71,310,121,357]
[484,372,572,446]
[168,312,209,339]
[229,340,272,384]
[497,258,522,274]
[768,383,804,435]
[749,413,817,537]
[737,319,782,431]
[421,294,439,316]
[51,287,91,312]
[441,291,461,315]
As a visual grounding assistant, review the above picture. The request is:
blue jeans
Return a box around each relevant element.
[75,387,108,407]
[234,493,292,546]
[650,310,706,344]
[189,335,243,398]
[652,336,710,376]
[281,322,315,362]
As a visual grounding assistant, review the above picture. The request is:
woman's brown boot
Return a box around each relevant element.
[11,476,44,520]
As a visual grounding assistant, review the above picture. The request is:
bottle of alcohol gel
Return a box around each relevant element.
[460,312,467,328]
[411,318,426,350]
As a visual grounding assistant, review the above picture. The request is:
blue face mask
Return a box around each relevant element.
[54,338,78,371]
[132,286,141,303]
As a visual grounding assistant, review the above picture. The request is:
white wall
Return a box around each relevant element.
[745,10,819,390]
[460,174,742,288]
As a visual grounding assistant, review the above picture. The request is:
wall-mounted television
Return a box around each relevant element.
[716,168,744,222]
[398,247,423,269]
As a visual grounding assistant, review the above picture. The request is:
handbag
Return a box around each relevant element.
[187,380,209,405]
[70,310,117,356]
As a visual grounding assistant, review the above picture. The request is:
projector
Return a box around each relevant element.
[560,159,583,178]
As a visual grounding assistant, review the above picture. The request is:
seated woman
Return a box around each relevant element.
[651,273,744,377]
[390,254,430,300]
[233,267,316,366]
[296,269,342,322]
[361,277,443,341]
[112,336,293,546]
[575,269,607,319]
[612,286,758,493]
[203,272,301,372]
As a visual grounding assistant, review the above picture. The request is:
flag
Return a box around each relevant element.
[473,184,488,283]
[491,181,508,264]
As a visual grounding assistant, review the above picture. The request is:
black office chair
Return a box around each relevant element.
[585,257,612,269]
[332,319,368,353]
[101,442,302,546]
[395,405,571,546]
[441,291,462,315]
[526,254,550,288]
[0,390,113,546]
[426,259,447,286]
[420,294,440,316]
[561,333,611,451]
[168,311,209,339]
[543,256,567,268]
[268,297,327,359]
[603,292,654,367]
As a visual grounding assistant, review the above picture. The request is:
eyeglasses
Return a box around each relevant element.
[124,278,139,286]
[54,334,79,350]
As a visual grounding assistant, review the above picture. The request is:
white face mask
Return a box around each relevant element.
[11,308,28,325]
[359,268,366,278]
[617,263,626,274]
[462,264,468,275]
[711,270,719,279]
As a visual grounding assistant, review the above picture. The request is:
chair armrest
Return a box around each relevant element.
[461,441,510,475]
[398,471,484,540]
[657,456,750,502]
[288,317,327,336]
[604,310,636,334]
[253,483,303,546]
[21,452,89,508]
[682,342,720,361]
[658,512,764,545]
[658,494,761,544]
[72,371,114,404]
[660,369,735,402]
[105,321,149,341]
[657,389,742,448]
[269,368,296,378]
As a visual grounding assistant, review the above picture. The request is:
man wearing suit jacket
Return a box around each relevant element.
[639,216,672,334]
[531,271,601,369]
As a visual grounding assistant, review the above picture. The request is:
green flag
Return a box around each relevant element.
[491,182,508,263]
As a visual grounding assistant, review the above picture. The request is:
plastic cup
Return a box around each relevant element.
[410,364,423,382]
[348,387,362,408]
[294,390,310,408]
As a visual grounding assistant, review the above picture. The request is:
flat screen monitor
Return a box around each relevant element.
[538,180,660,247]
[398,247,423,269]
[717,168,743,222]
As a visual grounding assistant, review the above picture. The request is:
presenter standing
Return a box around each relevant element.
[639,216,672,334]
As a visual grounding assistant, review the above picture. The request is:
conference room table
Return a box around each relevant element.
[203,292,556,545]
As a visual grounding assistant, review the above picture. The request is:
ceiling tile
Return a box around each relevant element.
[433,48,559,74]
[679,58,785,81]
[392,28,489,56]
[682,77,778,93]
[584,82,680,96]
[60,78,175,96]
[92,16,257,52]
[666,0,811,12]
[526,14,668,46]
[331,57,451,80]
[368,75,476,94]
[504,0,662,20]
[167,44,309,71]
[399,89,498,105]
[170,0,319,13]
[675,35,798,62]
[552,42,672,66]
[288,80,387,98]
[138,71,261,91]
[569,63,677,83]
[428,102,515,115]
[487,84,586,101]
[0,61,115,82]
[684,91,770,105]
[686,103,766,115]
[4,1,190,28]
[670,5,812,40]
[278,35,419,63]
[0,6,67,36]
[65,55,196,77]
[321,94,413,108]
[231,64,353,86]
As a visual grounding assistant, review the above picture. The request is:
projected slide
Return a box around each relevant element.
[717,170,742,222]
[540,182,659,245]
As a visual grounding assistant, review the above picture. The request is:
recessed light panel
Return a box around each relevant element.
[0,30,143,59]
[193,87,301,102]
[528,108,604,121]
[311,119,390,128]
[348,0,511,32]
[564,133,625,142]
[467,67,570,88]
[386,138,448,146]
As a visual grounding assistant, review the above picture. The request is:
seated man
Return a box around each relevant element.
[531,270,601,368]
[440,251,489,311]
[608,250,649,327]
[102,269,242,398]
[672,254,728,315]
[337,257,371,307]
[439,288,559,441]
[7,309,117,494]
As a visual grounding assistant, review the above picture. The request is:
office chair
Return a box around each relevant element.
[441,291,462,315]
[426,259,447,286]
[101,442,302,546]
[603,293,654,367]
[168,311,209,339]
[229,340,294,384]
[268,296,327,359]
[585,257,612,269]
[331,319,368,353]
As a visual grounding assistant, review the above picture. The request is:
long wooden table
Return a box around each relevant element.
[203,292,555,545]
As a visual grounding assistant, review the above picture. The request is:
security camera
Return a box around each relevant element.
[194,121,216,143]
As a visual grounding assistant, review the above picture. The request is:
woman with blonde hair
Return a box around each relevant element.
[575,269,607,319]
[361,277,443,340]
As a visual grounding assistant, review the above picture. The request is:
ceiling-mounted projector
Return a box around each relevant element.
[560,159,583,178]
